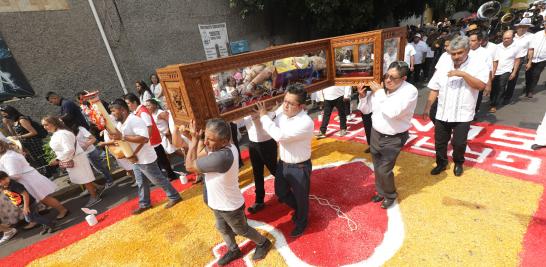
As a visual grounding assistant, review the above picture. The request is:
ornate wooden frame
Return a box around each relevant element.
[381,27,408,74]
[157,27,406,127]
[330,30,382,86]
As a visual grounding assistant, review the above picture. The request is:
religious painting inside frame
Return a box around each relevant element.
[157,27,406,127]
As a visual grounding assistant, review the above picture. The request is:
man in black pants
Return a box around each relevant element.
[423,36,489,177]
[256,84,314,237]
[316,85,351,138]
[357,89,373,153]
[489,30,521,113]
[524,22,546,98]
[236,114,277,213]
[357,61,418,209]
[505,18,534,104]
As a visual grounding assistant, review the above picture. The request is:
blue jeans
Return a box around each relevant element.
[87,149,114,183]
[133,160,181,208]
[24,204,53,227]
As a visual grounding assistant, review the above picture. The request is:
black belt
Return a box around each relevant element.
[376,130,408,138]
[280,159,311,168]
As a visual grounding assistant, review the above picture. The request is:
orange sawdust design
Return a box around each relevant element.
[28,138,543,266]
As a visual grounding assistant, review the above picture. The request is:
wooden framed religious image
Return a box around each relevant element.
[157,26,406,126]
[381,27,408,75]
[157,39,334,127]
[330,30,382,86]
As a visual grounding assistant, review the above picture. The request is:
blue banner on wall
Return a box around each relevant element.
[0,34,34,102]
[230,40,250,55]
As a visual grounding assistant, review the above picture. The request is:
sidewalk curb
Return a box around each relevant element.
[50,168,128,201]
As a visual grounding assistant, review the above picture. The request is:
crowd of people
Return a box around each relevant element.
[0,75,192,245]
[1,2,546,265]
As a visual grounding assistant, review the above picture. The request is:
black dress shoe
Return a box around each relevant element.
[132,206,151,215]
[381,198,395,209]
[217,249,243,266]
[371,194,384,203]
[290,226,306,237]
[531,144,546,150]
[430,164,447,175]
[454,164,464,177]
[252,239,272,260]
[247,203,265,214]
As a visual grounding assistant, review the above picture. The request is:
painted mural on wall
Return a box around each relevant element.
[0,35,34,102]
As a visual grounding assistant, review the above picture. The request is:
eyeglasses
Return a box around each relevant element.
[283,100,300,107]
[383,74,402,81]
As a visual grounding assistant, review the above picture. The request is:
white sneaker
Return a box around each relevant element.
[0,228,17,245]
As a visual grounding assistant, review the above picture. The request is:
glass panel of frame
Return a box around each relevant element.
[210,49,328,114]
[383,37,400,74]
[335,44,374,78]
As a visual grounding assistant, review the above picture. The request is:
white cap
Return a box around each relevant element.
[414,33,422,38]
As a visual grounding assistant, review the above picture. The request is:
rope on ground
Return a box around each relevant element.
[265,192,358,231]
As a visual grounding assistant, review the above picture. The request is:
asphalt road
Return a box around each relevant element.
[1,68,545,259]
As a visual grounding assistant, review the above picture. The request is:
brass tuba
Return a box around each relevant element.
[500,12,515,24]
[477,1,502,19]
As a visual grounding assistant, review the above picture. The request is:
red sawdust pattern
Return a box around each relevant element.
[243,161,387,266]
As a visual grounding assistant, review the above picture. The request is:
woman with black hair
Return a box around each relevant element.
[150,74,167,108]
[135,80,153,104]
[42,116,102,207]
[61,115,114,188]
[0,105,50,177]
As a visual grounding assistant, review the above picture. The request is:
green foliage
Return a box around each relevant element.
[229,0,490,37]
[42,136,56,163]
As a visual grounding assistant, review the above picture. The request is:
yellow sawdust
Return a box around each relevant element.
[384,152,543,267]
[28,138,543,266]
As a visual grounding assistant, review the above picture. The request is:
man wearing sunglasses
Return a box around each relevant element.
[356,61,418,209]
[255,83,314,237]
[423,36,489,177]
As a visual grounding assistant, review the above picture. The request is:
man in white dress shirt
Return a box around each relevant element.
[356,61,418,209]
[236,114,277,214]
[404,42,416,73]
[525,21,546,98]
[316,85,351,138]
[467,31,494,116]
[489,30,521,112]
[256,83,314,237]
[423,36,489,177]
[411,33,429,83]
[506,18,534,103]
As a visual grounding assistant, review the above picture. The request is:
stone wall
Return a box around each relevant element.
[0,0,296,119]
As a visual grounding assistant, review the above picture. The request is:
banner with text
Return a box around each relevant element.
[198,23,230,60]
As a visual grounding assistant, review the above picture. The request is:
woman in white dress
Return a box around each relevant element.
[150,74,167,109]
[41,116,102,207]
[0,140,69,220]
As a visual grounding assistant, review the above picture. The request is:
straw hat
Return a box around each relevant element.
[515,18,533,27]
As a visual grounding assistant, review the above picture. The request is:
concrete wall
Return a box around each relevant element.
[0,0,296,119]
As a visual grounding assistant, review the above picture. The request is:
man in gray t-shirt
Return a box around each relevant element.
[185,118,272,265]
